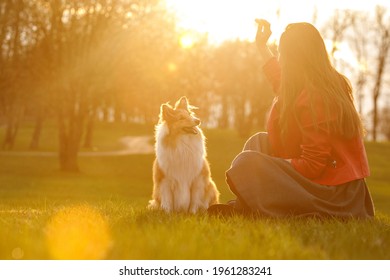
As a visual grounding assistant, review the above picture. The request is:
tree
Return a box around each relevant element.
[322,9,354,68]
[110,1,179,125]
[0,0,30,150]
[349,11,370,116]
[23,0,178,171]
[371,6,390,141]
[211,40,274,137]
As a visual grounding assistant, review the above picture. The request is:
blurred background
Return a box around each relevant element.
[0,0,389,172]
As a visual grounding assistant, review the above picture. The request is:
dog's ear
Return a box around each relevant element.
[161,104,175,121]
[175,96,188,110]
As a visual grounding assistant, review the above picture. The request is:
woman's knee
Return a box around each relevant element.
[243,132,270,153]
[230,150,270,171]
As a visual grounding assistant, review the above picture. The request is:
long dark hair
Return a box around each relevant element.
[278,22,363,138]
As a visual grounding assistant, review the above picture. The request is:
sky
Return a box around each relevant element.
[165,0,390,44]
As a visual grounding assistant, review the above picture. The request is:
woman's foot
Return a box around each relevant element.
[207,203,237,216]
[208,200,250,216]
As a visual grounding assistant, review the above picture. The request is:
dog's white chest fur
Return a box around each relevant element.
[156,124,205,185]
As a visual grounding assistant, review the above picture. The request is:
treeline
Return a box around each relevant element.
[0,0,389,172]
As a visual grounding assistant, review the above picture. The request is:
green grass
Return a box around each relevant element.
[0,123,390,260]
[365,142,390,213]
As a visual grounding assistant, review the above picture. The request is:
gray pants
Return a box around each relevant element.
[226,132,375,218]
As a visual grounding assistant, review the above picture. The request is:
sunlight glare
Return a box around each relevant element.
[11,247,24,259]
[179,32,196,49]
[333,42,359,68]
[76,8,87,17]
[358,59,368,73]
[45,205,111,260]
[166,0,318,44]
[166,0,390,44]
[325,39,359,68]
[167,62,177,72]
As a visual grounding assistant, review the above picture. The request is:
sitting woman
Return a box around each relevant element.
[209,19,374,218]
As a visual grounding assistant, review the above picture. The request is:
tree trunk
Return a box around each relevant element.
[2,107,21,150]
[83,110,95,149]
[372,93,379,142]
[29,111,44,150]
[372,54,387,142]
[58,139,80,172]
[58,111,85,173]
[219,94,229,129]
[2,120,19,150]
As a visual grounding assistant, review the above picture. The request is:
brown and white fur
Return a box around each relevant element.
[148,96,219,213]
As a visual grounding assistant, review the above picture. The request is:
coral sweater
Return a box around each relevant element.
[263,58,370,185]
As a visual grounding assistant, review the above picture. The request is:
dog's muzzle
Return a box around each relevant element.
[183,126,199,134]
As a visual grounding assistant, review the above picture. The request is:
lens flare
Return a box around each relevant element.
[179,33,195,49]
[167,62,177,72]
[45,205,111,260]
[11,247,24,259]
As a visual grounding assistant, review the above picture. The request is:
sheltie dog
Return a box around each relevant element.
[148,96,219,213]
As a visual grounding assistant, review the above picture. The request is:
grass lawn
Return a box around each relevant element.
[0,123,389,260]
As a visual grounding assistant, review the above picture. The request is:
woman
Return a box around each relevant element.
[209,19,374,218]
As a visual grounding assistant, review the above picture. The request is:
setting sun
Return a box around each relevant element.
[179,32,196,49]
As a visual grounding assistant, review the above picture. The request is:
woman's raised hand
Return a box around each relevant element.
[255,19,272,49]
[255,19,273,62]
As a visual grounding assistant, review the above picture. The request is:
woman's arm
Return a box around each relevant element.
[290,123,332,179]
[255,19,274,64]
[256,19,280,93]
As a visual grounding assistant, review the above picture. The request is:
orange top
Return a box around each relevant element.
[263,58,370,185]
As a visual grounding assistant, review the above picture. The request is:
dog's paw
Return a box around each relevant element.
[147,200,160,210]
[189,205,198,214]
[160,204,173,213]
[189,204,207,214]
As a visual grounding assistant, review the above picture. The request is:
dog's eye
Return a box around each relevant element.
[178,116,186,120]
